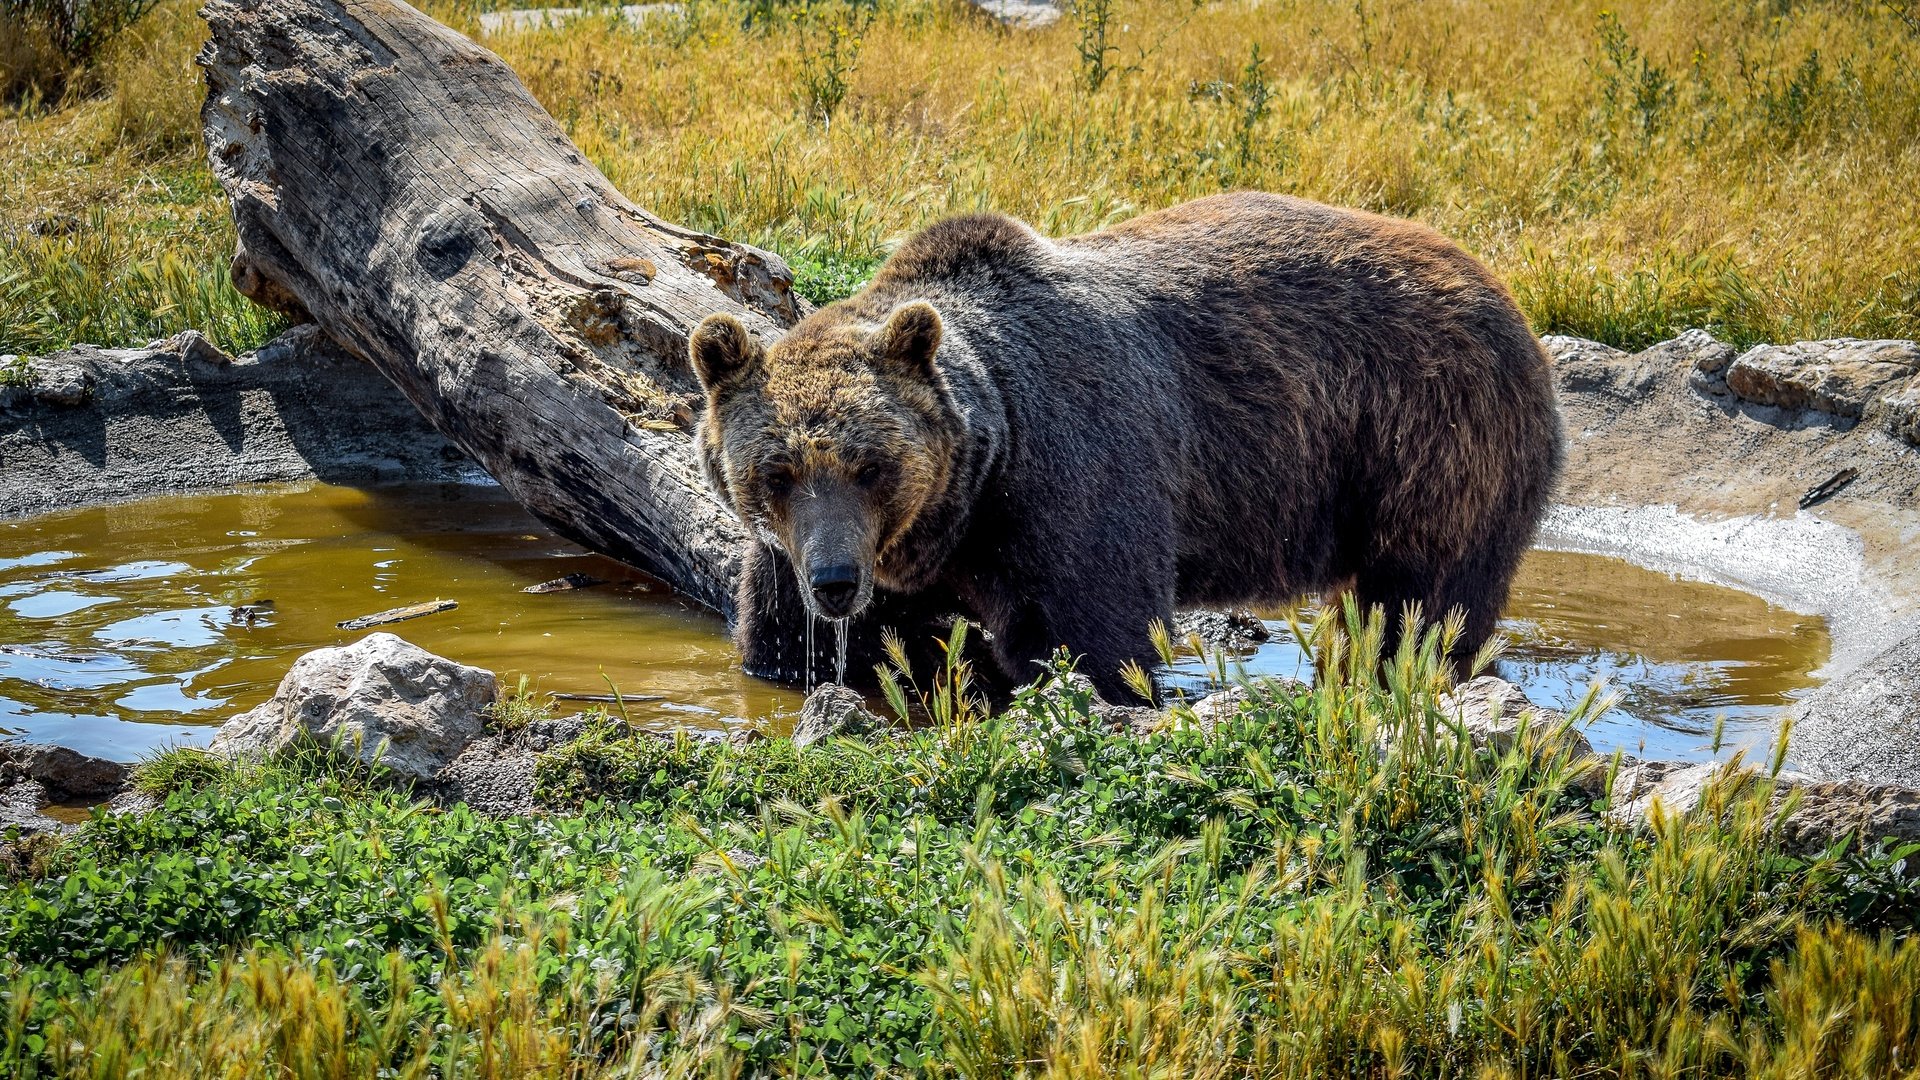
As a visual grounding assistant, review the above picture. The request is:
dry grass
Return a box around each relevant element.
[3,0,1917,354]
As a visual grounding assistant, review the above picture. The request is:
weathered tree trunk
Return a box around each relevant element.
[199,0,787,617]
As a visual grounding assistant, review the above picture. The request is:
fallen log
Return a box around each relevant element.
[198,0,950,684]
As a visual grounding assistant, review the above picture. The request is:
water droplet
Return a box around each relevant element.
[804,613,816,693]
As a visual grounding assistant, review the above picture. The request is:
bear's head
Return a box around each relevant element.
[688,302,961,621]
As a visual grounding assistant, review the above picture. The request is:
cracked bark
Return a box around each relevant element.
[198,0,790,620]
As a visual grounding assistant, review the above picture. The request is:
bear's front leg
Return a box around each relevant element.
[968,584,1168,705]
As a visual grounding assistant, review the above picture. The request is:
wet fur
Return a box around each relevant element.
[696,192,1565,698]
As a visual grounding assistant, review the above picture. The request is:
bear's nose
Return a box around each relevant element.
[809,565,861,618]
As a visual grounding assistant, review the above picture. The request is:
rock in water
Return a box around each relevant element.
[792,685,887,748]
[0,743,132,834]
[0,743,129,800]
[212,633,497,781]
[1172,609,1272,653]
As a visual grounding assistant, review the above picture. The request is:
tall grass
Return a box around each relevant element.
[2,606,1915,1077]
[1,0,282,354]
[4,0,1919,355]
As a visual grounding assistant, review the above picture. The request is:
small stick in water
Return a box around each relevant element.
[522,573,606,594]
[230,599,276,625]
[549,691,666,704]
[336,599,457,630]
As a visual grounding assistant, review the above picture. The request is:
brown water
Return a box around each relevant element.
[0,482,1830,763]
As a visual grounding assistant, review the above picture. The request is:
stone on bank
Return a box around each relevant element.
[211,632,497,782]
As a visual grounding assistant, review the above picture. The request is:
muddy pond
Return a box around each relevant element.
[0,482,1831,764]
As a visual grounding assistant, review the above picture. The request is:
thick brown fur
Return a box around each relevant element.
[689,192,1564,698]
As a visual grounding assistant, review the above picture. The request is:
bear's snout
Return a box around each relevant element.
[809,564,863,619]
[787,481,878,621]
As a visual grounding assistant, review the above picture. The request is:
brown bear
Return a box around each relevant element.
[689,192,1564,699]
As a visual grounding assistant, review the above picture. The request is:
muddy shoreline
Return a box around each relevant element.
[0,327,476,519]
[4,326,1918,784]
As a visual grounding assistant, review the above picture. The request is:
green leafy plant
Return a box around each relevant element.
[3,607,1915,1077]
[1233,43,1273,169]
[794,0,874,124]
[0,355,32,388]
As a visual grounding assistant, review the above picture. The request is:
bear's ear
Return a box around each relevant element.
[688,313,765,396]
[874,301,943,382]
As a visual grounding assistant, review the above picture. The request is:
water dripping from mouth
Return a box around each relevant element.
[834,618,849,686]
[804,613,817,693]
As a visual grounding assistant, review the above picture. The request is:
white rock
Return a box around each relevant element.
[212,633,496,781]
[791,684,886,748]
[970,0,1061,29]
[1188,686,1250,730]
[1437,676,1594,759]
[1603,760,1920,856]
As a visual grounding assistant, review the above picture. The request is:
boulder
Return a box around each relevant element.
[154,328,234,369]
[1722,339,1919,420]
[1605,761,1920,857]
[1652,329,1741,397]
[791,684,888,748]
[1882,385,1920,447]
[1437,676,1594,760]
[212,633,497,781]
[1542,336,1662,402]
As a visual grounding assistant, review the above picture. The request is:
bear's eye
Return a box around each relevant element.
[854,463,885,488]
[762,469,795,498]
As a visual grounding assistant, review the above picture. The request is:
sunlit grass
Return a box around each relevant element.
[4,0,1919,355]
[3,605,1915,1077]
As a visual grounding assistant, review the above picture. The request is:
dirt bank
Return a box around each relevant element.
[1539,332,1920,785]
[1,327,475,517]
